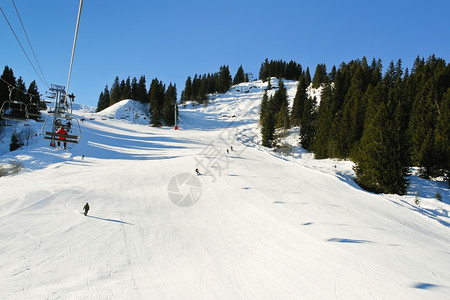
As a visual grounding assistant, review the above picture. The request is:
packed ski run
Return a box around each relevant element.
[0,79,449,299]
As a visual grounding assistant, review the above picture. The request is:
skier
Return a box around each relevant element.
[83,202,90,216]
[226,148,229,154]
[195,168,200,175]
[56,126,68,150]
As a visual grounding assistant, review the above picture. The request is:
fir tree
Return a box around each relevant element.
[261,95,276,148]
[354,100,409,195]
[313,83,335,158]
[149,78,165,126]
[217,65,232,93]
[137,75,148,103]
[0,66,16,109]
[434,88,450,186]
[291,74,308,126]
[304,67,311,84]
[10,130,23,151]
[276,102,290,137]
[299,96,317,151]
[233,65,246,85]
[96,85,110,112]
[259,91,269,125]
[15,77,27,102]
[163,83,177,126]
[312,64,327,88]
[270,79,288,117]
[109,76,121,105]
[121,77,132,100]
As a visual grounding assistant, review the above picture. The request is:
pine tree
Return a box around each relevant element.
[276,102,290,137]
[354,100,409,194]
[180,76,192,103]
[217,65,232,93]
[27,80,40,105]
[434,88,450,186]
[409,86,438,177]
[233,65,246,85]
[304,67,311,84]
[0,66,16,111]
[299,96,317,151]
[312,64,327,88]
[109,76,121,105]
[15,77,27,102]
[163,83,177,126]
[313,83,334,158]
[119,78,132,100]
[131,77,138,100]
[10,130,23,151]
[136,75,148,103]
[149,78,165,126]
[259,91,269,125]
[259,58,270,81]
[270,79,288,118]
[291,75,308,126]
[96,85,110,112]
[261,95,276,148]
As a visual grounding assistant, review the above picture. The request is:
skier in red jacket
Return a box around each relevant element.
[56,126,68,150]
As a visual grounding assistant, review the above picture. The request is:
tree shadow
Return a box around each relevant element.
[86,215,134,225]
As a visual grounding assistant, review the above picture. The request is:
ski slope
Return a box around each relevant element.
[0,80,449,299]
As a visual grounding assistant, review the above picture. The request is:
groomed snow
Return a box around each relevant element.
[0,79,449,299]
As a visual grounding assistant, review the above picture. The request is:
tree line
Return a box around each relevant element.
[180,65,239,105]
[260,55,450,193]
[0,66,42,122]
[96,75,177,127]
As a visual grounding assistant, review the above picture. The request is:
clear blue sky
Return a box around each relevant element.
[1,0,449,107]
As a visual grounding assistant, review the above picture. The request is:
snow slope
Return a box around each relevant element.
[0,80,449,299]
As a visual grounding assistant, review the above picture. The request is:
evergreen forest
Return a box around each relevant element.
[259,56,450,194]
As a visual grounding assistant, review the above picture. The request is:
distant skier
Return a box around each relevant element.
[83,202,90,216]
[230,146,233,151]
[226,148,229,154]
[195,168,201,175]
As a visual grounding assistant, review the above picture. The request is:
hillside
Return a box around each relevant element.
[0,79,449,299]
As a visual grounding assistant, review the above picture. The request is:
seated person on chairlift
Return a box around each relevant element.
[56,126,68,149]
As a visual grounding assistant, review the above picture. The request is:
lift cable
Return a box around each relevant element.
[11,0,49,88]
[0,5,49,89]
[65,0,83,103]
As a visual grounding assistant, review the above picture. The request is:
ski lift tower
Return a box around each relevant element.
[42,84,81,144]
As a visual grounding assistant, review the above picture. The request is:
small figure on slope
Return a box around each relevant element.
[195,168,201,175]
[83,202,90,216]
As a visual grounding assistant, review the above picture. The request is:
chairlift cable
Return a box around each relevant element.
[11,0,49,89]
[65,0,83,104]
[0,77,40,98]
[0,5,48,89]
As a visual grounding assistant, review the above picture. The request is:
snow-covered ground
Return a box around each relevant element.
[0,79,449,299]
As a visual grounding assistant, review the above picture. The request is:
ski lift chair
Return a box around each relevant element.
[0,100,28,121]
[42,115,81,144]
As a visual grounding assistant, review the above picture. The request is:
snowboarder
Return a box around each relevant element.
[195,168,201,175]
[56,126,68,150]
[83,202,90,216]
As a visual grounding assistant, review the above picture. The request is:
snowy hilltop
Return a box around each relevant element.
[0,79,449,299]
